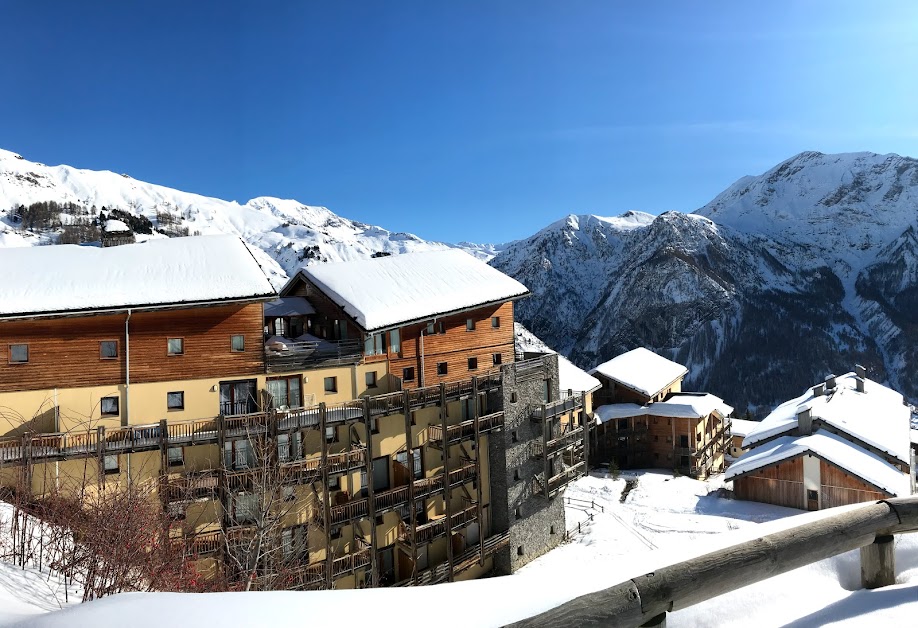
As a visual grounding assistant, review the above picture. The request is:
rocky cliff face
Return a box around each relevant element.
[493,151,918,414]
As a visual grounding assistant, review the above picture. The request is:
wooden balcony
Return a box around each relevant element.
[398,504,478,545]
[530,424,585,459]
[162,472,219,503]
[547,461,587,496]
[427,411,504,448]
[530,394,584,422]
[179,530,223,557]
[393,531,510,587]
[280,447,367,480]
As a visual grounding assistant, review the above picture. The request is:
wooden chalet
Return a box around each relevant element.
[727,368,914,510]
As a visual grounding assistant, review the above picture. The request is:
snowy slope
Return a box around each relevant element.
[0,148,496,287]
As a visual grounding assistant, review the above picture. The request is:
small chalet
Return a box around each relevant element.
[101,218,135,247]
[271,250,530,387]
[590,348,732,478]
[726,418,760,462]
[727,367,914,510]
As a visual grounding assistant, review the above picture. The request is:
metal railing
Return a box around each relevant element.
[266,339,364,373]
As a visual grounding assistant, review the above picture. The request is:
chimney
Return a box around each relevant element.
[855,364,867,379]
[812,383,825,397]
[855,376,865,393]
[797,408,813,435]
[825,374,837,390]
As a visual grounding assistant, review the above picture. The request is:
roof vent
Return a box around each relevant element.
[812,383,825,397]
[855,364,867,379]
[825,374,837,390]
[797,408,813,435]
[855,376,865,393]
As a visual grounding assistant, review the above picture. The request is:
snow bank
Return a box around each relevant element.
[0,235,276,317]
[590,347,688,398]
[297,250,529,331]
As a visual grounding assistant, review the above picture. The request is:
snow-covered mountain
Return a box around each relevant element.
[0,148,495,286]
[493,151,918,414]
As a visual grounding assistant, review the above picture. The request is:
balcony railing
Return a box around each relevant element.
[399,504,478,545]
[393,531,510,587]
[427,411,504,447]
[266,339,364,373]
[547,461,587,494]
[530,394,584,421]
[531,424,585,459]
[162,472,218,502]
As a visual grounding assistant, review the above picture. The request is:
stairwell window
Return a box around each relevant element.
[100,340,118,359]
[231,335,245,352]
[8,344,28,364]
[100,396,119,416]
[167,338,184,356]
[167,391,185,411]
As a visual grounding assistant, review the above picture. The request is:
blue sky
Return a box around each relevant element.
[2,2,918,243]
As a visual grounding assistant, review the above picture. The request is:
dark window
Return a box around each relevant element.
[680,455,690,467]
[9,344,28,364]
[402,367,415,382]
[807,489,818,501]
[510,392,518,403]
[515,507,521,519]
[167,391,185,411]
[513,468,520,481]
[167,338,184,355]
[324,377,337,393]
[366,371,378,388]
[267,376,302,409]
[517,546,524,556]
[491,317,500,328]
[101,396,119,416]
[492,353,502,366]
[231,335,245,352]
[466,318,475,331]
[100,340,118,359]
[679,435,689,448]
[468,357,478,370]
[512,430,519,443]
[437,362,448,376]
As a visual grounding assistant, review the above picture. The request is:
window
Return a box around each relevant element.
[437,362,448,376]
[283,485,296,502]
[402,367,415,382]
[234,493,257,524]
[550,525,556,535]
[370,417,379,434]
[325,425,336,443]
[167,391,185,411]
[542,380,551,403]
[515,507,521,520]
[491,316,500,328]
[517,546,524,556]
[100,340,118,359]
[389,329,400,354]
[231,335,245,352]
[324,377,337,393]
[224,439,253,470]
[277,432,302,463]
[282,526,306,559]
[426,322,434,335]
[364,333,385,356]
[396,449,423,480]
[492,352,502,366]
[9,344,28,364]
[466,318,475,331]
[426,321,444,335]
[167,447,184,467]
[167,338,184,355]
[100,396,119,416]
[510,392,517,403]
[366,371,378,388]
[511,430,519,443]
[807,489,818,501]
[103,454,119,475]
[267,376,302,409]
[513,468,520,481]
[468,357,478,370]
[328,474,340,490]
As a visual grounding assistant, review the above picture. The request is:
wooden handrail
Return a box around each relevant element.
[505,496,918,627]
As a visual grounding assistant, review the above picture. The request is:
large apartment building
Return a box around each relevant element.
[0,237,591,588]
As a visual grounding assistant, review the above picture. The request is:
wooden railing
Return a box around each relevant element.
[162,472,219,502]
[531,394,584,421]
[505,497,918,628]
[532,424,585,459]
[400,504,479,545]
[547,461,587,494]
[427,411,505,447]
[394,531,510,587]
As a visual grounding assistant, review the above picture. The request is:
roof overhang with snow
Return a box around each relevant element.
[594,393,732,424]
[0,235,277,319]
[285,249,530,332]
[589,347,688,399]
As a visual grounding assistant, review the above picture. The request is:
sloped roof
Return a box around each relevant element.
[726,429,910,496]
[594,392,732,424]
[0,235,276,318]
[293,250,530,331]
[590,348,688,398]
[744,372,910,464]
[729,418,761,439]
[514,323,600,394]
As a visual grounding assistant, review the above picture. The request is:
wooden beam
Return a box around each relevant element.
[319,403,333,589]
[472,377,484,565]
[860,534,895,589]
[361,399,378,587]
[403,390,419,585]
[440,383,454,582]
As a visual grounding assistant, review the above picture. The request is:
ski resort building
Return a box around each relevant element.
[727,369,914,510]
[726,418,760,462]
[589,348,732,478]
[0,239,587,589]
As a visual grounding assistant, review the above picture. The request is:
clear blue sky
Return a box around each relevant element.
[2,2,918,243]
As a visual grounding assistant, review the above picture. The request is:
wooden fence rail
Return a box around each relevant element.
[505,496,918,628]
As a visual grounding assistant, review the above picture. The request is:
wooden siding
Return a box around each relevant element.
[287,277,362,341]
[819,460,888,507]
[0,303,265,392]
[733,457,805,509]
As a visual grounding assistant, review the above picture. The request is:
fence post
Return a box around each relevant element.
[860,534,895,589]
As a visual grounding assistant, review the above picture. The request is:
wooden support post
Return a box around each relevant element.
[319,403,333,589]
[440,383,454,582]
[860,534,895,589]
[403,390,419,584]
[641,613,667,627]
[542,406,549,499]
[362,398,378,587]
[96,426,105,486]
[215,415,228,530]
[158,419,169,473]
[472,377,485,565]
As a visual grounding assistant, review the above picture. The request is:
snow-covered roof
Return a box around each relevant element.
[726,429,910,496]
[594,404,646,424]
[744,372,910,465]
[293,250,530,331]
[514,323,600,394]
[594,393,731,424]
[590,347,688,398]
[0,235,276,317]
[103,219,130,233]
[729,418,761,439]
[264,297,315,318]
[911,429,918,446]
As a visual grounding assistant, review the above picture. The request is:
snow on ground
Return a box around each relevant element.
[3,471,917,627]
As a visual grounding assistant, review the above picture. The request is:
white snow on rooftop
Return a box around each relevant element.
[590,347,688,398]
[103,219,130,232]
[594,403,647,423]
[729,418,761,439]
[514,323,600,394]
[744,372,910,464]
[726,429,910,496]
[298,250,529,331]
[594,393,732,424]
[0,235,276,317]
